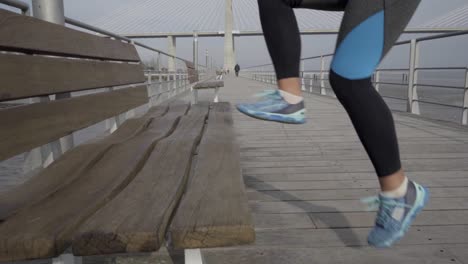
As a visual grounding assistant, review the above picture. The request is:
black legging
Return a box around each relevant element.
[258,0,421,177]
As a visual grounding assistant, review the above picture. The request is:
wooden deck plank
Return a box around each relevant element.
[247,187,468,201]
[243,171,468,182]
[249,198,468,213]
[72,104,209,256]
[308,210,468,228]
[201,245,462,264]
[0,104,189,262]
[245,178,468,191]
[203,76,468,263]
[246,225,468,247]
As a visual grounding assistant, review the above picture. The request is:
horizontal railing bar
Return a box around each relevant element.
[246,31,468,69]
[415,99,462,109]
[373,81,407,86]
[376,68,409,72]
[64,17,189,62]
[415,67,468,71]
[381,95,407,101]
[415,83,465,90]
[0,0,29,14]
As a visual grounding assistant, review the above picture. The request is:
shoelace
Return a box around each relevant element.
[361,196,413,211]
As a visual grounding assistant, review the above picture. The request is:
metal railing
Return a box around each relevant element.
[241,30,468,126]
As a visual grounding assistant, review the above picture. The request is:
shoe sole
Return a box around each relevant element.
[236,106,306,125]
[371,182,430,248]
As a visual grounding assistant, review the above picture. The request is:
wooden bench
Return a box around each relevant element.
[186,62,225,104]
[0,9,254,264]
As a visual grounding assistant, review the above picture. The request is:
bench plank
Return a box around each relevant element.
[0,104,189,262]
[0,105,168,221]
[72,104,210,256]
[0,53,146,102]
[0,9,140,61]
[193,80,224,89]
[169,103,255,249]
[0,86,148,162]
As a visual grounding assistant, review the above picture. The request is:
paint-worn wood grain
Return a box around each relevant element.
[72,104,209,256]
[0,105,168,221]
[0,86,148,161]
[0,53,145,101]
[0,104,189,262]
[0,9,139,61]
[169,103,255,249]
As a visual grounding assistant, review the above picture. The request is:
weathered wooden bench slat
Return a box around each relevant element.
[0,104,188,262]
[0,86,148,162]
[0,105,169,221]
[169,103,255,249]
[72,104,210,256]
[0,53,146,102]
[193,80,224,89]
[0,9,140,62]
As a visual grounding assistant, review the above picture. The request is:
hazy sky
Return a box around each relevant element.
[4,0,468,69]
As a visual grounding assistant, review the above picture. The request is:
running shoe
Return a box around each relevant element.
[236,90,306,124]
[362,180,430,248]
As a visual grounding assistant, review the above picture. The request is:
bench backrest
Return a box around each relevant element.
[0,9,148,161]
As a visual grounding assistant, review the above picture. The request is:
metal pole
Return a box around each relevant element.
[193,32,199,71]
[301,61,305,91]
[407,39,420,114]
[320,56,326,95]
[375,70,381,92]
[462,69,468,125]
[32,0,65,24]
[167,36,176,72]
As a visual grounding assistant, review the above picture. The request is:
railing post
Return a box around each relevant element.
[375,70,381,92]
[407,39,420,115]
[462,69,468,125]
[309,74,313,93]
[320,56,327,95]
[193,32,199,71]
[301,61,305,91]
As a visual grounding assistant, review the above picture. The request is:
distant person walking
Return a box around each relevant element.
[236,0,429,248]
[235,64,240,77]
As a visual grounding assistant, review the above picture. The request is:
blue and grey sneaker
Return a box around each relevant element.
[236,90,306,124]
[362,181,430,248]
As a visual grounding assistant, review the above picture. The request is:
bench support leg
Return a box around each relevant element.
[185,249,204,264]
[214,88,220,103]
[192,88,199,105]
[52,254,82,264]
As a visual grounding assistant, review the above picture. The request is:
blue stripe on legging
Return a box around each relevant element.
[331,11,385,80]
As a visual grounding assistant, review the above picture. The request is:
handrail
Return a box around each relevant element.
[64,17,188,62]
[244,30,468,69]
[0,0,29,14]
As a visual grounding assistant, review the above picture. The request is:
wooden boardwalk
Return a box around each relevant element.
[1,75,468,264]
[197,76,468,264]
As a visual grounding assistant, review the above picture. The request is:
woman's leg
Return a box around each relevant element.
[235,0,346,125]
[328,0,428,248]
[257,0,347,96]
